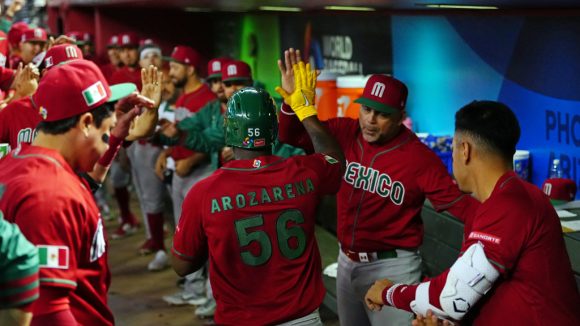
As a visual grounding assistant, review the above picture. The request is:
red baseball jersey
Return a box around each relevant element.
[171,84,216,161]
[172,154,342,325]
[390,171,580,324]
[109,66,142,90]
[0,145,113,325]
[0,97,40,148]
[278,112,478,251]
[0,66,15,91]
[9,54,22,70]
[99,63,119,84]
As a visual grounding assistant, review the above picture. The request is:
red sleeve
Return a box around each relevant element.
[463,198,525,275]
[384,270,451,312]
[297,153,343,195]
[417,147,480,222]
[0,66,15,91]
[171,185,208,264]
[10,188,79,291]
[278,103,314,152]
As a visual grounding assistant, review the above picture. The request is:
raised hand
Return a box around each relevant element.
[140,65,163,109]
[275,48,301,105]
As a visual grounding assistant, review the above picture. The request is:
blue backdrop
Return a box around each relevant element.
[392,15,580,198]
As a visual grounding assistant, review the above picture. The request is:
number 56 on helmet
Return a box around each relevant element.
[224,87,278,149]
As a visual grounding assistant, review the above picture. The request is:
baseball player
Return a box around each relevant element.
[171,64,345,325]
[157,45,215,306]
[160,59,303,171]
[110,32,142,90]
[0,44,82,149]
[0,210,39,326]
[0,60,137,325]
[0,0,24,34]
[277,49,479,326]
[365,101,580,325]
[7,22,28,69]
[18,28,47,67]
[100,35,122,83]
[124,40,169,271]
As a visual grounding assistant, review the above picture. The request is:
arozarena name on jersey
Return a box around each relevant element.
[210,178,315,213]
[343,160,405,205]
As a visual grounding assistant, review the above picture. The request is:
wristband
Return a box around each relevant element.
[98,134,123,167]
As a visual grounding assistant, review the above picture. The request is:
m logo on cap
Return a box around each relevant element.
[45,56,53,68]
[34,29,42,38]
[65,46,78,59]
[112,36,118,43]
[227,64,237,76]
[543,183,552,196]
[82,81,107,106]
[371,82,386,98]
[122,35,129,44]
[212,61,221,72]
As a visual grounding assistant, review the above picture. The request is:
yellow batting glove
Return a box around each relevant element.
[289,62,317,121]
[274,86,291,105]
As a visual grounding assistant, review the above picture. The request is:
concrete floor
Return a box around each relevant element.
[104,190,339,325]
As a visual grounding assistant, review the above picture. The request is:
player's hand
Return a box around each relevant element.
[11,63,39,99]
[141,65,163,109]
[6,0,24,17]
[286,61,317,121]
[413,310,455,326]
[111,106,140,140]
[221,146,234,163]
[115,92,155,117]
[46,35,76,50]
[175,156,197,177]
[275,48,301,105]
[160,122,179,138]
[365,279,394,312]
[155,150,169,180]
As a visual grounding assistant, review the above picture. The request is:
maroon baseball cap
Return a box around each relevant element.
[118,32,139,48]
[21,27,47,43]
[542,178,577,202]
[222,60,252,83]
[67,31,92,45]
[43,44,84,70]
[107,35,119,48]
[169,45,201,68]
[8,22,28,47]
[354,75,408,114]
[207,57,231,79]
[34,60,136,122]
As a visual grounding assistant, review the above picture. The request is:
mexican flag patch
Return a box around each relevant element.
[38,245,69,269]
[324,155,339,164]
[82,81,107,106]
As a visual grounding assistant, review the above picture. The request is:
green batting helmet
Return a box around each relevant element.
[224,87,278,149]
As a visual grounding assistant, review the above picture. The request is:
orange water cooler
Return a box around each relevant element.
[315,71,338,121]
[336,75,369,119]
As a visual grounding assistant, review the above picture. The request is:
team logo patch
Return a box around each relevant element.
[254,138,266,147]
[38,245,69,269]
[39,106,48,120]
[90,218,106,262]
[82,81,107,106]
[468,231,501,245]
[253,159,262,168]
[324,155,338,164]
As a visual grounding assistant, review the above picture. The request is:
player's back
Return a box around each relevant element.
[189,154,340,325]
[469,172,580,325]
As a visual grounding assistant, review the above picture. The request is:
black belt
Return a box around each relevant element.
[342,248,398,263]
